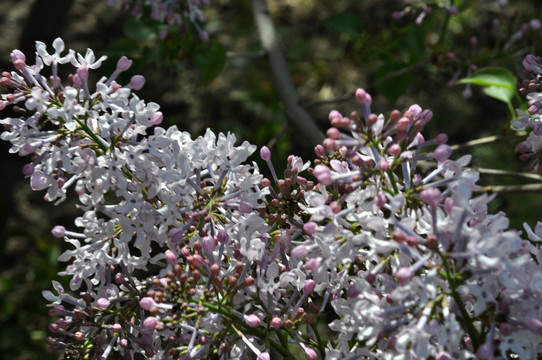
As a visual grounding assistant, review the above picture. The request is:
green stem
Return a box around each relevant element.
[73,115,109,153]
[437,0,455,47]
[202,302,297,359]
[387,169,399,194]
[309,323,326,359]
[436,250,481,349]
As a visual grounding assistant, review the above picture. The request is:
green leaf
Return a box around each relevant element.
[375,62,414,103]
[458,67,517,103]
[103,39,140,56]
[323,12,364,36]
[195,43,226,85]
[122,15,157,41]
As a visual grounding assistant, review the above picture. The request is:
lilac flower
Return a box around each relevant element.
[3,40,542,359]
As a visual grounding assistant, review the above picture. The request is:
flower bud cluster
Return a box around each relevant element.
[2,39,542,359]
[515,54,542,173]
[106,0,210,40]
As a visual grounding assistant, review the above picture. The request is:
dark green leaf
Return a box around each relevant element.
[195,43,226,85]
[323,12,364,36]
[122,15,157,41]
[102,39,140,56]
[375,62,414,103]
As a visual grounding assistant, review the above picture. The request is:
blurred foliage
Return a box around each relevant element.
[2,0,542,358]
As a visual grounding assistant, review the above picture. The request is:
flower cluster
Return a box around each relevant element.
[106,0,210,40]
[2,39,542,359]
[515,54,542,173]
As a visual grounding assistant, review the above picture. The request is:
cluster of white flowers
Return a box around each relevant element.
[106,0,210,40]
[1,39,542,359]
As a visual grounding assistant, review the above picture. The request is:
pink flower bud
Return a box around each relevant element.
[217,229,228,243]
[257,352,271,360]
[323,138,336,151]
[244,314,261,327]
[396,117,410,132]
[291,244,309,258]
[191,253,203,267]
[420,109,433,124]
[165,250,177,265]
[115,273,125,284]
[388,144,401,156]
[296,176,307,185]
[420,188,443,208]
[238,201,253,214]
[112,323,122,333]
[140,297,155,311]
[374,194,387,208]
[22,163,35,176]
[355,88,371,105]
[395,267,413,284]
[326,127,340,139]
[116,56,133,71]
[314,144,326,158]
[271,317,283,329]
[143,316,157,329]
[10,49,26,63]
[433,144,452,162]
[74,331,84,341]
[436,352,452,360]
[328,110,342,122]
[129,75,145,90]
[168,228,184,244]
[329,201,341,213]
[48,305,65,317]
[379,159,389,171]
[202,235,216,253]
[303,279,316,294]
[304,258,321,271]
[260,146,271,160]
[304,347,318,360]
[526,318,542,334]
[96,298,110,311]
[303,222,317,235]
[313,165,332,186]
[407,104,422,120]
[51,225,66,238]
[72,74,82,87]
[436,133,448,144]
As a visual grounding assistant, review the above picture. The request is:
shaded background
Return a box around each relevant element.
[1,0,542,358]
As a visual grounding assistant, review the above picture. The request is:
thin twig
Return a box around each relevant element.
[301,61,429,108]
[226,50,266,58]
[251,0,325,146]
[266,122,288,150]
[473,167,542,182]
[475,183,542,194]
[302,93,354,108]
[450,132,526,151]
[373,60,430,86]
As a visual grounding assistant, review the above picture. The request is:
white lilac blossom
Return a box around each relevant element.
[106,0,210,40]
[1,39,542,359]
